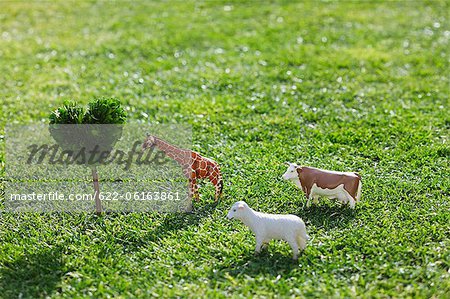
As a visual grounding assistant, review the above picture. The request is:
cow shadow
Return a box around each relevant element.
[297,202,358,229]
[0,246,64,298]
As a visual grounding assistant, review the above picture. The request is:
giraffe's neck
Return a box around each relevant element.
[154,138,190,165]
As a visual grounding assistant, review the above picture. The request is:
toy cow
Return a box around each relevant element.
[282,162,361,208]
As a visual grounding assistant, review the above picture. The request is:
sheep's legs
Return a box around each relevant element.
[288,238,299,260]
[255,236,264,254]
[297,236,307,251]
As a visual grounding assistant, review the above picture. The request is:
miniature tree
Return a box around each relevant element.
[49,98,126,214]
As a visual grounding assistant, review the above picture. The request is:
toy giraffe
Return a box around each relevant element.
[142,135,223,203]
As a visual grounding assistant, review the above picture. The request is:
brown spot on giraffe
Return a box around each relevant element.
[142,135,223,203]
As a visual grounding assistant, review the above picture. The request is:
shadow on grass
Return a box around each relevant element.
[298,203,357,229]
[0,247,63,298]
[141,201,218,242]
[103,200,219,251]
[209,250,301,281]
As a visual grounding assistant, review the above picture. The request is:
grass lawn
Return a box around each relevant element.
[1,1,449,298]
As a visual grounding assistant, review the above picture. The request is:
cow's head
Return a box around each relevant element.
[142,134,157,150]
[282,162,300,180]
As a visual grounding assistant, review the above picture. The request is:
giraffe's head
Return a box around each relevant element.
[142,134,157,150]
[282,162,300,181]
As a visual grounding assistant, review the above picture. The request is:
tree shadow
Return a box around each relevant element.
[0,247,64,298]
[0,200,218,297]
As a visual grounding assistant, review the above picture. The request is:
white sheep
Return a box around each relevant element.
[227,201,309,260]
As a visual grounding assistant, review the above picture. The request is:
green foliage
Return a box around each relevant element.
[49,102,85,124]
[83,98,127,124]
[49,98,126,125]
[48,98,126,165]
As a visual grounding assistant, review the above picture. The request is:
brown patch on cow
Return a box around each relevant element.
[297,166,361,200]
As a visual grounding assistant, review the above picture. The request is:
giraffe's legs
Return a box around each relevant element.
[188,178,194,198]
[182,178,192,212]
[189,177,200,202]
[208,173,222,201]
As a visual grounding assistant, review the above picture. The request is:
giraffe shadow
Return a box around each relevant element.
[101,201,218,252]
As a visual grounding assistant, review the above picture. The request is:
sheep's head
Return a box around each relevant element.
[142,134,156,150]
[227,201,249,220]
[282,162,300,180]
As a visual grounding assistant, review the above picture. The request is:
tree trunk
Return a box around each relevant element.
[92,167,102,215]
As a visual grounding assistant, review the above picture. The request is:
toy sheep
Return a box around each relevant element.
[227,201,309,260]
[282,162,362,208]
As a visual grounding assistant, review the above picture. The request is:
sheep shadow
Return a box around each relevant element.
[208,250,302,281]
[0,247,64,298]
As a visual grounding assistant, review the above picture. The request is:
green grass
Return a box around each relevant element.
[1,0,449,298]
